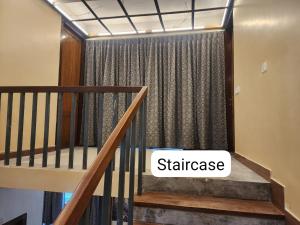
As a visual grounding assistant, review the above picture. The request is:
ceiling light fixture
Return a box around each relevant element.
[113,31,137,35]
[221,0,230,27]
[151,29,164,33]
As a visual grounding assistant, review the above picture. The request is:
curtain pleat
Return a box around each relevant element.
[84,32,227,149]
[42,192,63,225]
[42,192,102,225]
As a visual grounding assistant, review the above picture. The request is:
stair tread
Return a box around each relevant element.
[134,222,164,225]
[134,192,285,219]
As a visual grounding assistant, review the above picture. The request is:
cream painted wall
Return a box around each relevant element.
[234,0,300,219]
[0,0,61,152]
[0,188,44,225]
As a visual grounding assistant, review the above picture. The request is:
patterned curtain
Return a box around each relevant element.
[42,192,103,225]
[84,32,227,149]
[42,192,63,225]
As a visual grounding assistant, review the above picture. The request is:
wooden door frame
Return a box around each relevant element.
[58,21,86,147]
[224,14,235,152]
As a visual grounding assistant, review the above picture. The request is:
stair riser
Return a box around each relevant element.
[143,176,271,201]
[134,207,285,225]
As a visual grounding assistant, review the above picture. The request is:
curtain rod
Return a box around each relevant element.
[87,28,224,41]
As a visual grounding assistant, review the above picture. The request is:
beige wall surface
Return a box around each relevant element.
[0,0,61,152]
[234,0,300,219]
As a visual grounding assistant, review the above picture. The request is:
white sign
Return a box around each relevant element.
[151,150,231,177]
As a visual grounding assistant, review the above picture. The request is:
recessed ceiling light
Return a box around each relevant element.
[195,26,205,29]
[151,29,164,33]
[112,31,137,35]
[61,34,67,40]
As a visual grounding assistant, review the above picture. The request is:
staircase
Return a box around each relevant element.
[133,158,285,225]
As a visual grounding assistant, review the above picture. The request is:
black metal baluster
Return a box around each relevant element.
[101,161,113,225]
[29,93,38,167]
[143,97,147,172]
[97,93,104,153]
[117,137,126,225]
[137,101,145,195]
[82,92,89,170]
[69,93,77,169]
[112,93,118,170]
[16,93,25,166]
[128,117,137,225]
[55,92,63,168]
[42,92,51,167]
[125,93,132,171]
[4,93,13,165]
[101,93,118,225]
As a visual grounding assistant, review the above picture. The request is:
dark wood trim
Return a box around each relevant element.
[134,192,285,219]
[225,14,235,152]
[234,153,271,181]
[270,180,285,211]
[234,153,300,225]
[0,86,142,93]
[54,87,148,225]
[0,147,55,161]
[286,211,300,225]
[59,23,84,147]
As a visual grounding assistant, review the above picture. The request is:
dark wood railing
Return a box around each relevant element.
[0,86,148,225]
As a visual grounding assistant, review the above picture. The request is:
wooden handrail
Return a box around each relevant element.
[53,86,148,225]
[0,86,142,93]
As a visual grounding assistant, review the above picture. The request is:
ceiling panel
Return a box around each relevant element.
[123,0,157,15]
[87,0,124,17]
[54,1,94,20]
[195,0,228,9]
[48,0,229,37]
[194,9,225,28]
[162,13,192,31]
[158,0,191,12]
[103,18,136,35]
[131,16,163,33]
[75,21,110,36]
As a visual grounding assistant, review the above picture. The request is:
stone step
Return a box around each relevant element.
[134,192,285,225]
[142,158,271,201]
[134,222,164,225]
